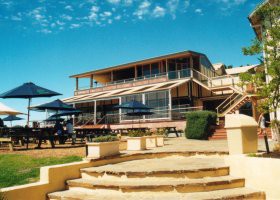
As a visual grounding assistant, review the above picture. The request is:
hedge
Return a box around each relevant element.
[185,111,217,140]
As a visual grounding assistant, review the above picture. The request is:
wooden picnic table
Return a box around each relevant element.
[112,127,150,135]
[74,128,112,142]
[156,127,181,137]
[0,127,56,150]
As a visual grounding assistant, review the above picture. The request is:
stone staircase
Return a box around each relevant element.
[48,155,265,200]
[210,127,272,140]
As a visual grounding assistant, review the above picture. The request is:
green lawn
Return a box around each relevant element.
[0,154,82,188]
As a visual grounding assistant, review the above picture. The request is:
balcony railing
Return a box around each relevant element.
[74,68,242,96]
[75,69,192,96]
[74,105,203,126]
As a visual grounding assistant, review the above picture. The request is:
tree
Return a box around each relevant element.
[240,2,280,145]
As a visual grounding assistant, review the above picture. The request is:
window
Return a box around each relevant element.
[143,64,150,77]
[151,63,159,75]
[145,91,169,119]
[137,65,143,77]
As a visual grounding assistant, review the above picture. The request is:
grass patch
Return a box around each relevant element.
[0,154,82,188]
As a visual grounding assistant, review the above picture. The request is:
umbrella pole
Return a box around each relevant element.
[27,98,31,127]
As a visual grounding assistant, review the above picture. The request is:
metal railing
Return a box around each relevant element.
[216,93,244,115]
[74,105,203,126]
[76,69,194,92]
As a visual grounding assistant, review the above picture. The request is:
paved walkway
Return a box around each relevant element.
[122,137,274,154]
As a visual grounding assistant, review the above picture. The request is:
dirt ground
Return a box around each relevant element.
[0,142,86,158]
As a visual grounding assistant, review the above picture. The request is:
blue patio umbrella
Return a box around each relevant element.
[49,110,82,118]
[115,101,152,110]
[3,115,24,127]
[126,109,154,116]
[31,99,75,112]
[45,116,64,122]
[0,82,61,126]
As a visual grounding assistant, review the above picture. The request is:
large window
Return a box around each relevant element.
[121,94,143,120]
[120,91,170,121]
[145,91,169,119]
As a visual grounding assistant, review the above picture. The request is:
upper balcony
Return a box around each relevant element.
[71,51,219,96]
[74,69,192,96]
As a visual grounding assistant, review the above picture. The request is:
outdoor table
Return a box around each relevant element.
[113,127,149,135]
[36,128,55,148]
[157,127,180,137]
[74,128,111,142]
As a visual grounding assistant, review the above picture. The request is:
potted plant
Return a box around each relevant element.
[127,130,146,150]
[87,135,119,158]
[155,128,166,147]
[144,130,157,148]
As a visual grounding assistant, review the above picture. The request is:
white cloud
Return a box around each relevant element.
[166,0,179,19]
[103,11,112,17]
[124,0,133,6]
[61,14,72,21]
[152,6,166,18]
[216,0,247,11]
[184,0,190,8]
[133,0,151,19]
[11,13,22,21]
[107,0,120,4]
[0,0,249,34]
[40,28,52,34]
[114,15,121,20]
[88,5,99,21]
[70,23,81,29]
[195,8,202,14]
[91,5,99,12]
[65,5,73,11]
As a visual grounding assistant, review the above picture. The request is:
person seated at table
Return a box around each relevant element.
[66,118,75,145]
[0,118,4,128]
[36,128,55,149]
[54,120,65,144]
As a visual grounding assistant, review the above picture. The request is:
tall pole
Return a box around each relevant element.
[27,98,31,127]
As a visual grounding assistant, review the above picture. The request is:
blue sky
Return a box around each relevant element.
[0,0,262,124]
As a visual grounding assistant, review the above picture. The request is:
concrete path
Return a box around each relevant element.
[122,137,273,154]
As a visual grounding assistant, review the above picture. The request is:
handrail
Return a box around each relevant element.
[96,115,106,125]
[219,93,244,114]
[216,93,237,112]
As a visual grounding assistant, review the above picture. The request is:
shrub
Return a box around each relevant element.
[156,128,167,136]
[127,130,148,137]
[185,111,217,140]
[93,135,118,143]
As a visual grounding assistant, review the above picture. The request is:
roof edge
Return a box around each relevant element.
[70,50,208,78]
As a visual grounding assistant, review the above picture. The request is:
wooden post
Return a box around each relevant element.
[165,59,168,72]
[190,56,193,69]
[168,89,172,120]
[111,71,114,82]
[90,74,93,88]
[252,98,258,121]
[94,100,97,124]
[76,78,79,90]
[134,66,137,79]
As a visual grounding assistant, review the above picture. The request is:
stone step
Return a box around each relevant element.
[48,187,265,200]
[81,156,229,179]
[67,176,244,193]
[81,166,229,179]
